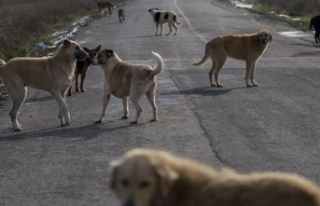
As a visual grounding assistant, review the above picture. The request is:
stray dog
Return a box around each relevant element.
[94,0,113,16]
[92,50,163,124]
[118,8,126,23]
[148,8,182,36]
[309,15,320,43]
[67,45,101,96]
[110,148,320,206]
[0,39,88,131]
[193,30,272,87]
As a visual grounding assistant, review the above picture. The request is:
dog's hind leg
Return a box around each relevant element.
[159,24,163,36]
[155,24,159,36]
[80,71,88,92]
[173,23,178,35]
[129,86,144,124]
[121,97,129,119]
[51,90,71,127]
[166,22,173,36]
[212,55,226,87]
[6,84,27,131]
[146,88,158,122]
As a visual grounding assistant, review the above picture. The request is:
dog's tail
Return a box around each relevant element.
[150,51,163,77]
[309,18,314,31]
[193,43,210,66]
[173,15,182,26]
[0,59,6,76]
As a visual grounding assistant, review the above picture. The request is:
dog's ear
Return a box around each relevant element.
[109,160,120,190]
[105,49,114,58]
[83,47,90,53]
[95,45,102,52]
[63,39,71,47]
[154,162,179,197]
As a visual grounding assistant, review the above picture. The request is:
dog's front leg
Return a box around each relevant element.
[159,24,163,36]
[245,61,255,87]
[249,62,259,87]
[51,90,71,127]
[155,24,159,36]
[121,97,129,119]
[95,93,111,124]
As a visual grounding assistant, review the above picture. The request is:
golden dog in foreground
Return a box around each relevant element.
[0,39,88,131]
[110,149,320,206]
[193,30,272,87]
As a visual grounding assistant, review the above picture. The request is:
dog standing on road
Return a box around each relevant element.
[110,148,320,206]
[118,8,126,23]
[0,39,88,131]
[193,30,272,87]
[67,45,101,96]
[148,8,182,36]
[309,15,320,43]
[92,49,163,124]
[94,0,113,16]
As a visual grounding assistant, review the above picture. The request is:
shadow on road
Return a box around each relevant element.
[122,35,156,39]
[160,86,243,97]
[0,122,132,142]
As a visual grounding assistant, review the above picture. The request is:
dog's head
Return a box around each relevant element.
[110,149,179,206]
[83,45,101,64]
[258,30,272,44]
[92,49,115,66]
[61,39,88,61]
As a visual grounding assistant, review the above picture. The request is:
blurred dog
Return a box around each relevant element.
[309,15,320,43]
[94,0,113,16]
[193,30,272,87]
[118,8,126,23]
[110,148,320,206]
[67,45,101,96]
[0,39,88,131]
[148,8,182,36]
[92,50,163,124]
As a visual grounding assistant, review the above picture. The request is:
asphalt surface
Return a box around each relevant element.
[0,0,320,205]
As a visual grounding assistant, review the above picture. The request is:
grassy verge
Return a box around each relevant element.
[0,0,124,60]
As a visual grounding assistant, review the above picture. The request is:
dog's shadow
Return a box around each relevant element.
[0,122,132,142]
[122,35,157,39]
[160,86,243,97]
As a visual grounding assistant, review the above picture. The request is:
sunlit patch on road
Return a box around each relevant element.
[278,31,309,38]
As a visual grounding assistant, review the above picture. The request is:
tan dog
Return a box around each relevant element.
[0,39,88,131]
[193,30,272,87]
[93,49,163,124]
[110,148,320,206]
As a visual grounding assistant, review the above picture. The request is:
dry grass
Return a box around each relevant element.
[0,0,122,60]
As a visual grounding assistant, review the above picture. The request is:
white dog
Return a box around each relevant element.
[148,8,182,36]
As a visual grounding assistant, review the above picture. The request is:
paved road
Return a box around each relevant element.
[0,0,320,205]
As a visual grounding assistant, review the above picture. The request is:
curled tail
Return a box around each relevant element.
[193,43,210,66]
[309,18,314,31]
[173,15,182,26]
[150,51,163,77]
[0,59,6,76]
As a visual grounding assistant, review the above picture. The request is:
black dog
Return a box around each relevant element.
[309,15,320,43]
[118,8,126,23]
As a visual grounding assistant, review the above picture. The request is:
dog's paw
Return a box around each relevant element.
[80,89,86,92]
[246,84,253,88]
[252,83,259,87]
[13,125,22,132]
[217,84,223,88]
[121,115,129,119]
[130,121,138,124]
[95,120,102,124]
[61,123,70,127]
[150,118,158,122]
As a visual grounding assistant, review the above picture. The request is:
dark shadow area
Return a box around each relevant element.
[160,86,244,97]
[25,96,53,103]
[291,51,320,57]
[0,121,134,142]
[122,35,156,39]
